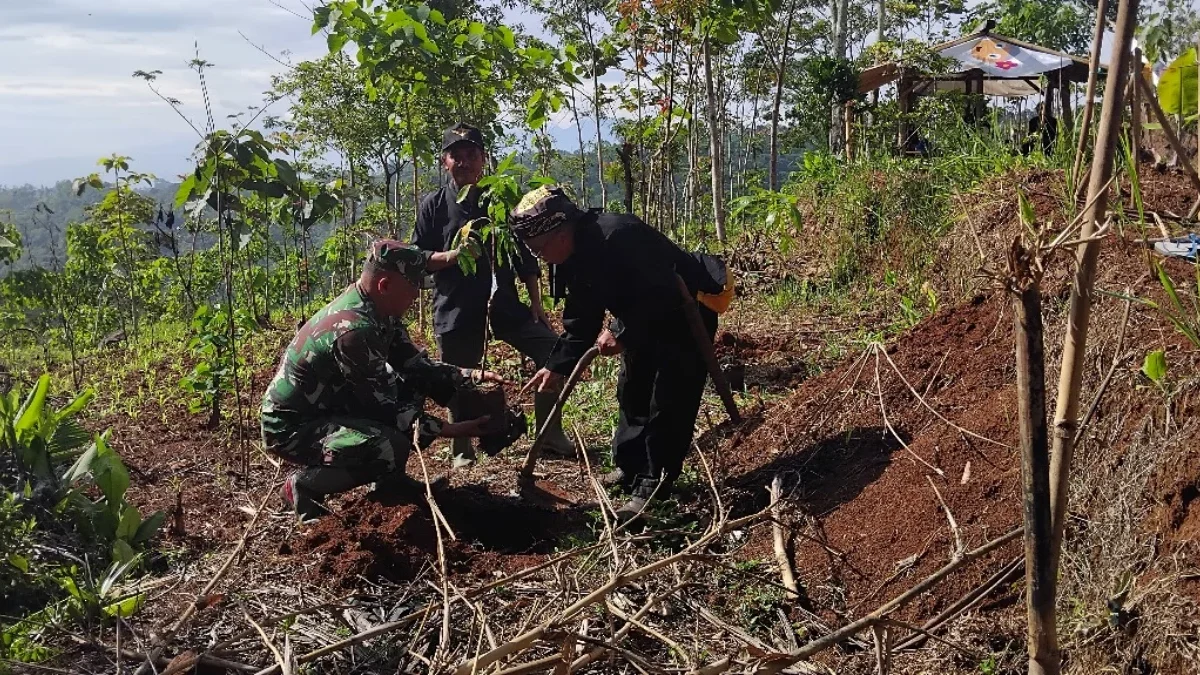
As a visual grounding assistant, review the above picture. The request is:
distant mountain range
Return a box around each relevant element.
[0,180,184,270]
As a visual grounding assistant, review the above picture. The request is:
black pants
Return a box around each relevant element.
[436,318,559,369]
[612,307,718,486]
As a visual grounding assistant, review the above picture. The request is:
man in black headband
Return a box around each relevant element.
[512,186,730,522]
[412,123,574,468]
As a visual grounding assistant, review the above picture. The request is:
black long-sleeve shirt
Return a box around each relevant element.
[412,182,541,335]
[545,213,720,375]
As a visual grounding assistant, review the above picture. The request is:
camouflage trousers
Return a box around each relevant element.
[263,416,415,475]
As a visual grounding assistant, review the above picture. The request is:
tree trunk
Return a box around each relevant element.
[703,38,727,242]
[769,3,795,191]
[570,87,589,204]
[828,0,850,152]
[617,142,636,214]
[1070,0,1110,186]
[1058,72,1073,140]
[1010,243,1059,675]
[1047,0,1140,581]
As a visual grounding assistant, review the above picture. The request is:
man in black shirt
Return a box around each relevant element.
[412,123,574,467]
[512,186,726,522]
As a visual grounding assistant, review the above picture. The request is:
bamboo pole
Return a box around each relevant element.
[1071,0,1111,186]
[1008,238,1059,675]
[1047,0,1140,585]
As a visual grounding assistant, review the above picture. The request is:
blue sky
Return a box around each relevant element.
[0,0,593,186]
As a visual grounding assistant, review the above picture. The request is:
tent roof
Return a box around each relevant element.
[858,28,1099,96]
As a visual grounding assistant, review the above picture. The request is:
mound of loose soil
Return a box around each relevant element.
[290,482,591,586]
[706,165,1200,629]
[714,290,1022,621]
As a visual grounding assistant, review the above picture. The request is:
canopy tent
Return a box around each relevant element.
[858,29,1097,97]
[854,27,1099,152]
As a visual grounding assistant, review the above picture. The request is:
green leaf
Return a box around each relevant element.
[14,375,49,435]
[498,25,515,49]
[112,539,136,565]
[116,505,141,541]
[92,435,131,509]
[103,593,145,618]
[8,554,28,573]
[56,388,95,422]
[1142,349,1167,385]
[1157,48,1197,116]
[49,419,92,459]
[62,438,98,485]
[132,511,165,545]
[1017,190,1036,227]
[327,32,348,54]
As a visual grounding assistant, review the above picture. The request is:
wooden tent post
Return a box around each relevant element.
[1059,69,1074,139]
[897,75,913,152]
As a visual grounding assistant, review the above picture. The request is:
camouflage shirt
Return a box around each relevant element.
[261,284,465,449]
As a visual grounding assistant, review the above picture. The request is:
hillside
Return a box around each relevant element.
[0,180,181,269]
[5,165,1192,675]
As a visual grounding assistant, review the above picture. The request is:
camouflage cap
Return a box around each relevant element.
[366,239,428,285]
[510,185,585,239]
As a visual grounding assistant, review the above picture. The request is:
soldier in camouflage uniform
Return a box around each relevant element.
[262,240,501,520]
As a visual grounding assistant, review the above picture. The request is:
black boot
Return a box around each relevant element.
[614,475,662,525]
[370,471,448,502]
[282,466,365,521]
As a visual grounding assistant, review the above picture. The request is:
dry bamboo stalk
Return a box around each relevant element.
[871,624,890,675]
[1048,0,1141,588]
[769,475,800,600]
[1131,48,1143,164]
[1071,0,1110,187]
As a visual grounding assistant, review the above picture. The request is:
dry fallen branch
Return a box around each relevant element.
[247,541,611,675]
[138,465,283,675]
[876,344,1011,449]
[926,475,963,561]
[894,555,1023,651]
[451,509,771,675]
[746,527,1022,674]
[769,475,800,600]
[873,350,945,477]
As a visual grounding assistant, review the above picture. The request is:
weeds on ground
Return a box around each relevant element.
[0,376,161,663]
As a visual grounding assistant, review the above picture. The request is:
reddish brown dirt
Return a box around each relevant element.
[78,168,1199,661]
[711,291,1023,622]
[288,481,590,587]
[704,167,1200,628]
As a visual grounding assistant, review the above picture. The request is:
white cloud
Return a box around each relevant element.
[0,0,326,185]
